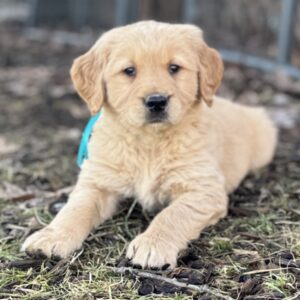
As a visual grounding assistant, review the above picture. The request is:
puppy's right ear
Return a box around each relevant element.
[70,45,108,115]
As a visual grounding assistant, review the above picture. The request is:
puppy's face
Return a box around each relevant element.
[71,21,223,128]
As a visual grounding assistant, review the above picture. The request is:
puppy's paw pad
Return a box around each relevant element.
[126,234,177,269]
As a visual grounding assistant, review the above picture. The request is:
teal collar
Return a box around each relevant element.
[77,111,102,167]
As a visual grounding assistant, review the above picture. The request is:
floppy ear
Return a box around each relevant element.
[70,44,108,115]
[198,43,223,107]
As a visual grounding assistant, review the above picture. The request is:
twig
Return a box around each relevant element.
[109,266,234,300]
[242,266,299,275]
[275,220,300,225]
[124,198,138,239]
[43,185,74,199]
[0,259,44,270]
[125,198,138,221]
[34,207,48,227]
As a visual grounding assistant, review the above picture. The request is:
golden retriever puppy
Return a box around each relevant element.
[22,21,277,269]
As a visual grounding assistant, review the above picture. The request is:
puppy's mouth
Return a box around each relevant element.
[146,111,168,124]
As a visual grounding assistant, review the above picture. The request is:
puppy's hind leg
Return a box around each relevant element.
[22,180,119,259]
[249,108,278,171]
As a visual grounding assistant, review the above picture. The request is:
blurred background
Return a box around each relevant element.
[0,0,300,190]
[1,2,300,299]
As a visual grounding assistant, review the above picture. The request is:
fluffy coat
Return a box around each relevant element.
[22,21,277,269]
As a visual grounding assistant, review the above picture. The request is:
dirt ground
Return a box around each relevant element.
[0,23,300,300]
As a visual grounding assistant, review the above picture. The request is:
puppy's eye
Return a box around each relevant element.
[168,64,180,75]
[124,67,136,77]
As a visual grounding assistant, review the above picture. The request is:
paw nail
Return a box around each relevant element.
[161,263,170,270]
[35,249,47,259]
[25,249,34,257]
[133,264,142,269]
[51,254,62,261]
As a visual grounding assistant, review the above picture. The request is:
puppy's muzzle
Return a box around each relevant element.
[144,94,169,123]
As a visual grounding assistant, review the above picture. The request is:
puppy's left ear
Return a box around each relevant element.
[198,43,223,107]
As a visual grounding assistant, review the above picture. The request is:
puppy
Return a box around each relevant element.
[22,21,277,269]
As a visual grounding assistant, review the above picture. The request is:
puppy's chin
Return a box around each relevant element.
[144,122,171,132]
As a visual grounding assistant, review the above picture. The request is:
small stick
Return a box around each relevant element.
[43,185,74,198]
[242,266,299,275]
[109,266,234,300]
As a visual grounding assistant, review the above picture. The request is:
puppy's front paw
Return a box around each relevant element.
[21,227,82,259]
[126,233,178,269]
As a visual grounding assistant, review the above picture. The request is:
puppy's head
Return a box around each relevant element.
[71,21,223,127]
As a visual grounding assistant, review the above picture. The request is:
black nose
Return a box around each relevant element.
[144,94,168,113]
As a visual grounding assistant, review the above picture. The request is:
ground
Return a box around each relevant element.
[0,23,300,300]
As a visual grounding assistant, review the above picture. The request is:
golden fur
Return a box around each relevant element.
[22,21,277,269]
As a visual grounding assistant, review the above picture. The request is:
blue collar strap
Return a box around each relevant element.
[77,111,102,167]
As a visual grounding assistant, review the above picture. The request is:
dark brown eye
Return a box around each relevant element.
[169,64,180,75]
[124,67,136,77]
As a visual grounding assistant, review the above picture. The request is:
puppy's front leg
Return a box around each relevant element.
[22,180,118,259]
[127,172,227,269]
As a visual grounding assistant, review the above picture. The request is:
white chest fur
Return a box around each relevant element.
[133,163,162,211]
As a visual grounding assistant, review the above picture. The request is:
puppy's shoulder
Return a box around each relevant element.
[209,96,242,117]
[211,96,265,116]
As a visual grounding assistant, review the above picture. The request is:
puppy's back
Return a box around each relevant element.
[210,97,277,191]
